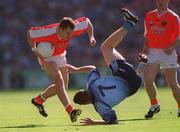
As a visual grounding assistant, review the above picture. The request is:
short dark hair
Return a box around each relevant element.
[73,90,91,105]
[59,17,75,30]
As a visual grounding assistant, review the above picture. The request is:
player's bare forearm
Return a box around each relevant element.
[87,19,96,46]
[80,118,118,125]
[66,64,96,74]
[87,20,94,38]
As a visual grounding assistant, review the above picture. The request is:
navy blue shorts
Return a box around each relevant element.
[109,59,141,96]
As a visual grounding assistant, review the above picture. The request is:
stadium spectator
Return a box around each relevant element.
[0,0,179,89]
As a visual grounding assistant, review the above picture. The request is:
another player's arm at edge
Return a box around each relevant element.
[65,64,96,74]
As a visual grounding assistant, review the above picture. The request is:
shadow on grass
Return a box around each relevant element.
[0,124,46,129]
[118,118,150,122]
[69,118,158,126]
[0,118,159,128]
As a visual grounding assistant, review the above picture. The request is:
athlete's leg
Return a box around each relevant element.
[43,61,81,121]
[39,64,96,100]
[41,84,56,99]
[164,68,180,117]
[60,66,69,90]
[43,61,71,107]
[144,63,160,101]
[32,61,81,121]
[100,27,127,65]
[100,8,138,66]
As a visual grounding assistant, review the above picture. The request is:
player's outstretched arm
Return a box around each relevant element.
[80,118,118,125]
[65,64,96,74]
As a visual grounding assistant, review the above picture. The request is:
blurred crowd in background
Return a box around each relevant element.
[0,0,179,90]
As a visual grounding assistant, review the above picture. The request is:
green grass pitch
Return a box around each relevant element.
[0,88,180,132]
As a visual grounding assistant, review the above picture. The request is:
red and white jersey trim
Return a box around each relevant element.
[29,27,57,38]
[74,18,89,31]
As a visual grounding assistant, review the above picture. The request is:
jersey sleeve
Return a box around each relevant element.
[172,15,180,41]
[94,101,117,124]
[28,23,58,39]
[72,17,90,37]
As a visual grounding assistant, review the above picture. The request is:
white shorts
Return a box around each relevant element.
[38,51,67,68]
[147,48,179,69]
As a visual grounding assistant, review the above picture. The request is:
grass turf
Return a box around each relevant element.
[0,88,179,132]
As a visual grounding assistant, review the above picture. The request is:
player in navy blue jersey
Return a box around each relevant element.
[72,8,145,125]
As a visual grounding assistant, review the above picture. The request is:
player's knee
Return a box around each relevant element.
[100,44,109,53]
[52,73,63,85]
[168,82,179,90]
[144,74,155,84]
[144,80,154,87]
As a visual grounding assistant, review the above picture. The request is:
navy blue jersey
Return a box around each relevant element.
[109,60,141,95]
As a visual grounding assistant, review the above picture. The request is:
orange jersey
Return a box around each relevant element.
[29,17,89,56]
[144,9,180,48]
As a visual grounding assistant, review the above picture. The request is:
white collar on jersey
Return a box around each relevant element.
[156,8,170,18]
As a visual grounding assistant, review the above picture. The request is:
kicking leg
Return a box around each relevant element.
[100,8,139,66]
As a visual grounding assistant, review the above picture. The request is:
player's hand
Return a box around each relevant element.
[139,53,148,63]
[164,45,174,55]
[32,47,45,58]
[80,118,96,125]
[89,37,96,46]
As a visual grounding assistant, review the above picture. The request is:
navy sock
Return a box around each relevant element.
[123,22,133,31]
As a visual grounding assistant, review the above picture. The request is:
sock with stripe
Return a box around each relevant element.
[66,104,73,114]
[34,94,46,105]
[150,98,159,107]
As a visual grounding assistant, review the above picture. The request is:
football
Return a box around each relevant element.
[37,42,54,58]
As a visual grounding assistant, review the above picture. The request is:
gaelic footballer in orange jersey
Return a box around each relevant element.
[144,9,180,49]
[29,17,91,56]
[27,16,96,122]
[143,0,180,119]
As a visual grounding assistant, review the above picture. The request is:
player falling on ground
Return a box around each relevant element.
[73,8,144,125]
[143,0,180,119]
[27,17,96,122]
